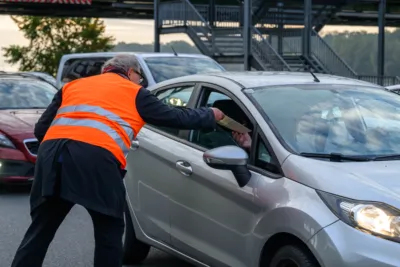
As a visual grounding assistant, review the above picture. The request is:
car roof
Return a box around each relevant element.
[0,72,57,86]
[60,52,213,60]
[153,71,383,89]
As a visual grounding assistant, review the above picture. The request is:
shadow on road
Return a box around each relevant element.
[139,249,194,266]
[0,184,31,195]
[0,185,31,195]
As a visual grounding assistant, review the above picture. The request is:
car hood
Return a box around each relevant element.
[282,154,400,209]
[0,109,44,135]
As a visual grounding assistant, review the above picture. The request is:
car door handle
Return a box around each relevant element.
[176,160,193,176]
[131,140,139,150]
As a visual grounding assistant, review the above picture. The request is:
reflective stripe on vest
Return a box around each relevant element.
[56,105,134,139]
[51,104,135,156]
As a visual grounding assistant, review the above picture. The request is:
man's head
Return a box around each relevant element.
[102,54,144,85]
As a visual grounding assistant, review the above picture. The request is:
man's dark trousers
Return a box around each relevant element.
[11,197,125,267]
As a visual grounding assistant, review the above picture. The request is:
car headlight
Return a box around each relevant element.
[0,133,16,149]
[317,190,400,242]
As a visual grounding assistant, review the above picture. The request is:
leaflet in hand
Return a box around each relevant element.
[217,115,251,134]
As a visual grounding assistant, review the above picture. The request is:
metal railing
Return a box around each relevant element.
[251,26,291,71]
[357,75,400,86]
[214,5,241,27]
[310,29,357,78]
[159,1,358,76]
[160,0,217,54]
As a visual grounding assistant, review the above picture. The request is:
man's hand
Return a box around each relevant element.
[233,132,252,149]
[211,108,225,121]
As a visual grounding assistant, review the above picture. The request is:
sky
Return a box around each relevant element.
[0,15,386,71]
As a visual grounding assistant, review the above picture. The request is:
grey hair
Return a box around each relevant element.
[101,54,141,74]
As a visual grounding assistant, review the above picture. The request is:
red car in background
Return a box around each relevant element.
[0,72,57,185]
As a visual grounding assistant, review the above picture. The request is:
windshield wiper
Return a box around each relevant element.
[300,152,373,162]
[370,154,400,161]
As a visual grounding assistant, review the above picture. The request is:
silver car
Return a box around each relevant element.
[123,72,400,267]
[55,52,225,89]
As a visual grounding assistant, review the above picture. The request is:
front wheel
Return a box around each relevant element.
[122,206,151,264]
[269,245,319,267]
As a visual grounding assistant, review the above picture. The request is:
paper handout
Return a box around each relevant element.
[217,115,251,134]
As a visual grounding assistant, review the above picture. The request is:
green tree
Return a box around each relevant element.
[3,16,115,76]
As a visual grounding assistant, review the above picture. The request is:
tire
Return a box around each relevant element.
[269,245,319,267]
[122,205,151,264]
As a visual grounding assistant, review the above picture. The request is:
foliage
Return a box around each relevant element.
[324,29,400,76]
[3,16,115,76]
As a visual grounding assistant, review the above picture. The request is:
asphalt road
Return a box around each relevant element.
[0,186,193,267]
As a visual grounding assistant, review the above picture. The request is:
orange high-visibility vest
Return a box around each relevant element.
[43,73,145,168]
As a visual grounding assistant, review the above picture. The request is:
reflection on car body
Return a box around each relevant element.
[122,72,400,267]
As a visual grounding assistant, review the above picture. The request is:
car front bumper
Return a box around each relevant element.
[308,220,400,267]
[0,159,35,184]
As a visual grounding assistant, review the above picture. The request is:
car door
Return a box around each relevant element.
[168,84,262,267]
[124,83,199,245]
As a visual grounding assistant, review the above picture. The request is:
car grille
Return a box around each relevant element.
[23,139,39,156]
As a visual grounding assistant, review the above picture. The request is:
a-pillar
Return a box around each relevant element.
[243,0,252,70]
[302,0,312,57]
[154,0,161,52]
[377,0,386,86]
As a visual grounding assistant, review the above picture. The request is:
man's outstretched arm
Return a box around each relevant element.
[136,88,224,130]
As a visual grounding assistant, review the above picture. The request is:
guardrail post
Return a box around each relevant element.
[377,0,386,86]
[154,0,160,52]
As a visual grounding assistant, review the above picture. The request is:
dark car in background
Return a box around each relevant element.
[0,73,58,185]
[25,72,57,88]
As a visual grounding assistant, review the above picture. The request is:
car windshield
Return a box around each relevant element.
[0,78,57,109]
[144,56,224,83]
[250,84,400,157]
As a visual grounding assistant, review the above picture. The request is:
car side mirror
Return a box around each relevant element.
[203,145,251,188]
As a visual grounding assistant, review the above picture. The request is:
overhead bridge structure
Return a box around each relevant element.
[0,0,399,85]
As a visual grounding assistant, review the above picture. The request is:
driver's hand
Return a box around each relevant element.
[233,132,252,149]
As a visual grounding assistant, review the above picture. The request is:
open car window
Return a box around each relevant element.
[60,57,111,83]
[152,85,196,136]
[189,88,253,150]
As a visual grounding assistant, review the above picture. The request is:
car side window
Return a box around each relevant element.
[189,87,253,150]
[254,137,280,174]
[151,85,195,136]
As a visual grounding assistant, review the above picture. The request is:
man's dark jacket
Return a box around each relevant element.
[32,73,216,218]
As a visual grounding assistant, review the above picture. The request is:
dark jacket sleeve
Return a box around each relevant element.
[34,89,63,142]
[136,88,216,130]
